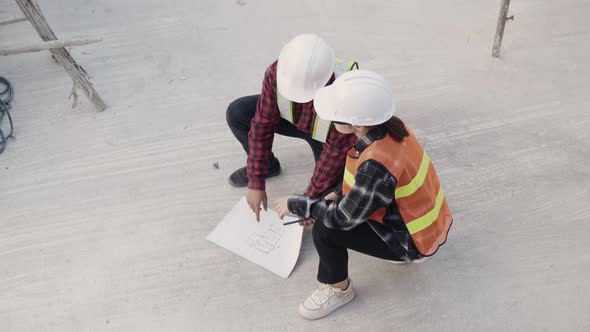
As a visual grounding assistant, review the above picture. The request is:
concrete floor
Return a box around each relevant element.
[1,0,589,331]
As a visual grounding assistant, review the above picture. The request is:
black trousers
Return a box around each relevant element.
[313,220,406,284]
[226,95,324,162]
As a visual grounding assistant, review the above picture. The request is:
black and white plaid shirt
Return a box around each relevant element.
[288,127,422,261]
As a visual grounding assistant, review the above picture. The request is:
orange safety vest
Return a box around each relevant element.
[342,129,453,256]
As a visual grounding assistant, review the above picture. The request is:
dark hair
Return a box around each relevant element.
[380,116,409,142]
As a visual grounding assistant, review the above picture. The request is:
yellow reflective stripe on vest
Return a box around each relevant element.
[312,115,331,143]
[344,167,355,187]
[276,90,294,123]
[406,189,445,234]
[395,152,431,199]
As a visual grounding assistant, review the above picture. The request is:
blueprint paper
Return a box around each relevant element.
[206,197,303,278]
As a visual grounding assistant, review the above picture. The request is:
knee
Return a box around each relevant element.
[312,220,330,246]
[226,96,255,130]
[225,98,241,128]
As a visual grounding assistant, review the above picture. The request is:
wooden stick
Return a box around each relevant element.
[15,0,106,111]
[0,17,27,26]
[0,37,102,56]
[492,0,513,58]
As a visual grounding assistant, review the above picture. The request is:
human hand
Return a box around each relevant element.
[247,189,267,222]
[324,192,338,201]
[299,219,315,226]
[274,196,290,220]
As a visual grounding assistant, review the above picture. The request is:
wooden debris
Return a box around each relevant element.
[15,0,106,111]
[0,37,102,56]
[492,0,514,58]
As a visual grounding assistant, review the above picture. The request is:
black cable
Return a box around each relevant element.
[0,76,15,155]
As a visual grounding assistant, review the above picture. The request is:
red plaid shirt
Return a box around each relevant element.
[247,61,357,198]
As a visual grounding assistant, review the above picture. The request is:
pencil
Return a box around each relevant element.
[283,218,306,226]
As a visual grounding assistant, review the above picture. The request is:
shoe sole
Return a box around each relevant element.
[387,257,429,264]
[298,288,356,320]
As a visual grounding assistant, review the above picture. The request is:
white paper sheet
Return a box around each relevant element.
[206,197,303,278]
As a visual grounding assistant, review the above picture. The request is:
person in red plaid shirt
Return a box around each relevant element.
[226,34,357,221]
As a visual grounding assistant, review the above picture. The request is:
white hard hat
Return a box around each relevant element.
[277,34,335,103]
[313,70,396,126]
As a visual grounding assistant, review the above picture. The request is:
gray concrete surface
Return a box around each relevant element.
[1,0,589,331]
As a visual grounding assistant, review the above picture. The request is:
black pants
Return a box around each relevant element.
[226,95,324,162]
[313,220,406,284]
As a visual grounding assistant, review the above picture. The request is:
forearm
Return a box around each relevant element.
[290,160,397,230]
[304,143,348,198]
[287,193,359,230]
[246,124,276,190]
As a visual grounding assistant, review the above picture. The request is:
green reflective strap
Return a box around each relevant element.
[343,168,355,187]
[276,89,294,123]
[311,117,331,142]
[406,189,445,235]
[312,115,319,138]
[395,152,430,199]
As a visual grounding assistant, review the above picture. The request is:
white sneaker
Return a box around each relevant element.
[298,279,356,320]
[388,257,429,264]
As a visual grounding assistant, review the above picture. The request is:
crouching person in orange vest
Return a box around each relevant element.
[275,70,453,320]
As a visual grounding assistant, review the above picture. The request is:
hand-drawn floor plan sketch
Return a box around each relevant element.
[207,197,303,278]
[244,223,286,254]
